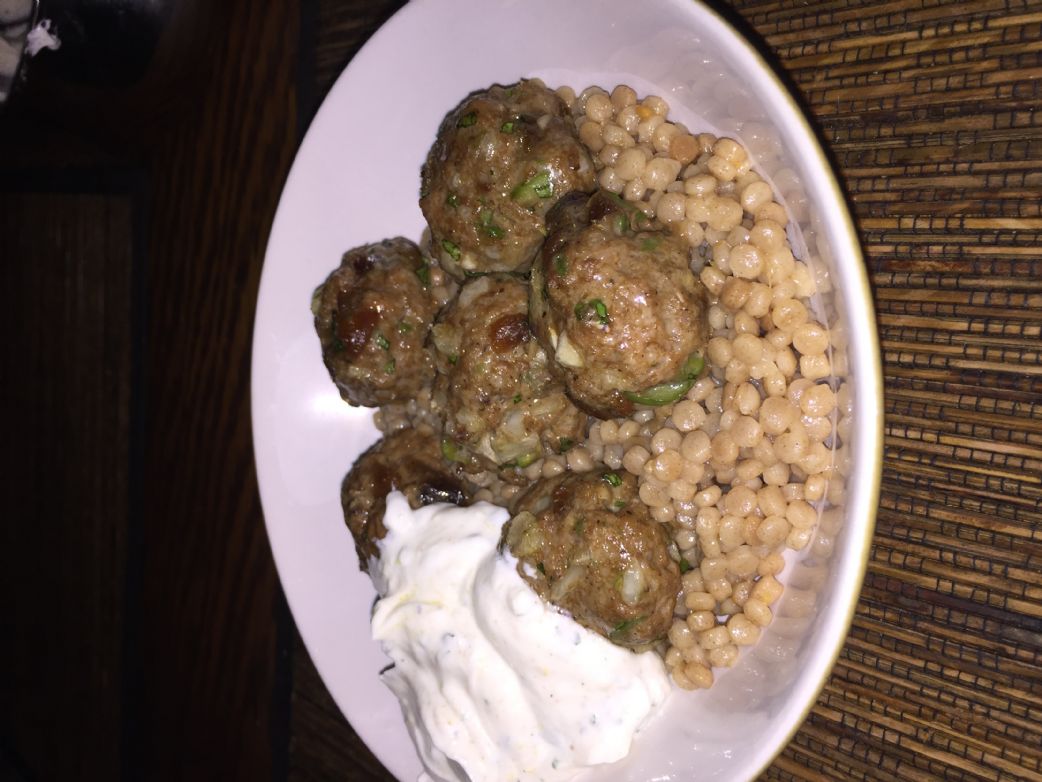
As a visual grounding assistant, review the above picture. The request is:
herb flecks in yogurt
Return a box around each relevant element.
[371,494,671,782]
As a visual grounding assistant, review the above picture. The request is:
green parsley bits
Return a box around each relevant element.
[479,208,504,239]
[681,352,705,379]
[374,333,390,351]
[441,239,461,261]
[553,253,568,276]
[623,378,693,406]
[623,353,705,406]
[457,111,477,127]
[575,298,610,326]
[446,192,459,208]
[558,437,574,453]
[502,450,539,469]
[516,451,539,468]
[414,262,431,286]
[440,438,464,462]
[383,357,396,374]
[500,120,515,133]
[510,170,553,206]
[531,175,553,198]
[609,616,645,641]
[602,471,622,487]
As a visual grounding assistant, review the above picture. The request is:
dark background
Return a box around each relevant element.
[3,1,1041,780]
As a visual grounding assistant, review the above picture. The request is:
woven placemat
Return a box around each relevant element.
[298,1,1042,780]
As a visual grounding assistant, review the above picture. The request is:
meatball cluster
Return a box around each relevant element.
[504,470,681,649]
[530,190,709,418]
[341,427,471,571]
[430,274,586,475]
[420,79,596,278]
[315,79,712,650]
[312,237,438,407]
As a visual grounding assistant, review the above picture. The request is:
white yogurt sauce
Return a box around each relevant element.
[370,492,672,782]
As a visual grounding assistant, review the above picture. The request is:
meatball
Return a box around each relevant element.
[530,191,709,418]
[341,427,471,571]
[503,470,681,648]
[420,79,596,279]
[313,238,438,407]
[429,274,587,475]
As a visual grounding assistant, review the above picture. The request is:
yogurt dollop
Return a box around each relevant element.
[371,492,672,782]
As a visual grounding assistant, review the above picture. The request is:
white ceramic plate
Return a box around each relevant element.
[252,0,882,779]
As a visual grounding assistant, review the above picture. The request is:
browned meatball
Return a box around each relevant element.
[341,427,471,571]
[429,274,587,475]
[504,470,681,648]
[420,79,596,279]
[530,191,709,419]
[313,238,438,407]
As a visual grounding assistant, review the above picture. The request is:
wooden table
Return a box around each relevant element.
[3,1,1040,780]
